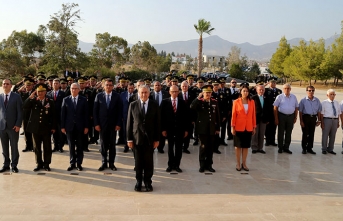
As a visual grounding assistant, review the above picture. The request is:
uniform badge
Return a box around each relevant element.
[44,103,50,114]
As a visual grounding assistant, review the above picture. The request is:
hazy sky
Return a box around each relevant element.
[1,0,342,45]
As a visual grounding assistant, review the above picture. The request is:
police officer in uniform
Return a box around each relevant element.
[264,79,281,146]
[23,84,56,171]
[191,85,220,173]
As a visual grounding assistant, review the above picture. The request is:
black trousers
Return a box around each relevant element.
[265,121,277,144]
[220,118,227,141]
[32,133,52,167]
[23,121,33,149]
[167,135,183,168]
[157,133,166,151]
[99,128,117,165]
[182,125,193,151]
[134,137,154,185]
[226,113,233,139]
[198,134,215,168]
[52,123,64,150]
[66,125,84,165]
[301,115,317,151]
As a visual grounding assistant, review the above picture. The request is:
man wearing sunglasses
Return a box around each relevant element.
[227,79,239,140]
[298,86,322,154]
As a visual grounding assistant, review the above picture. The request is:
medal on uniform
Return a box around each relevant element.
[212,105,216,113]
[44,103,50,114]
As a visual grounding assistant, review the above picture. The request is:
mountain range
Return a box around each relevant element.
[78,35,339,61]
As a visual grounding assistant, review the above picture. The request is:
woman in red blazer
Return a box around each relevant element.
[231,86,256,171]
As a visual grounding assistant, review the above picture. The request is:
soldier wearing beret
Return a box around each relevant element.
[191,85,220,173]
[23,83,56,171]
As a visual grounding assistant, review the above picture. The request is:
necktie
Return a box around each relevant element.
[106,94,110,108]
[172,99,176,113]
[184,93,187,102]
[156,92,160,105]
[54,92,57,101]
[142,102,146,116]
[332,102,337,117]
[128,93,131,101]
[73,97,77,109]
[259,96,264,108]
[4,94,8,107]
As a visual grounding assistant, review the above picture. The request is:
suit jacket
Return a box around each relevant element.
[160,98,190,137]
[190,98,220,135]
[61,95,89,132]
[73,71,81,78]
[0,93,23,130]
[120,91,132,120]
[252,94,273,124]
[231,98,256,132]
[93,91,123,130]
[126,99,160,145]
[178,90,196,107]
[46,90,66,122]
[64,70,74,78]
[23,97,56,135]
[150,90,169,107]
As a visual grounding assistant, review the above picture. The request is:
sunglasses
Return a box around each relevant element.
[307,90,315,92]
[231,82,237,84]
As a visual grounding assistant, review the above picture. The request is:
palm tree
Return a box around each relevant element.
[194,19,215,77]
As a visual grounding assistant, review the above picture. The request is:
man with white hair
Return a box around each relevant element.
[273,84,298,154]
[321,89,340,155]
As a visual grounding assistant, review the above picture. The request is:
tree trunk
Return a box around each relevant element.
[314,79,316,84]
[324,79,327,85]
[197,35,203,77]
[299,80,302,86]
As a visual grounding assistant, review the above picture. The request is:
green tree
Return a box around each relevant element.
[130,41,158,72]
[269,36,291,81]
[229,63,244,79]
[194,18,215,77]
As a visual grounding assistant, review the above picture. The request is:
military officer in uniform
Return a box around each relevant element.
[23,84,56,171]
[191,76,206,145]
[191,85,220,173]
[264,79,282,146]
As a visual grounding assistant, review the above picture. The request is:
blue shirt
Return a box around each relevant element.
[273,93,299,115]
[299,96,322,115]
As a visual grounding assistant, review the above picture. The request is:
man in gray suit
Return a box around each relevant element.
[0,79,23,173]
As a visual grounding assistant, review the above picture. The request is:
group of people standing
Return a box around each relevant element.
[0,72,342,192]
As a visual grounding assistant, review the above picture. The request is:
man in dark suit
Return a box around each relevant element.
[64,68,74,78]
[0,79,23,173]
[191,85,220,173]
[161,85,190,173]
[178,81,196,154]
[61,83,89,171]
[93,79,123,171]
[120,83,135,152]
[127,85,160,192]
[226,78,239,140]
[24,83,56,171]
[74,69,81,78]
[251,84,273,153]
[47,78,66,152]
[150,81,169,153]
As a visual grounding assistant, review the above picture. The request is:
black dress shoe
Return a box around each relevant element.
[59,149,64,153]
[158,149,164,154]
[236,166,241,171]
[20,131,24,135]
[12,167,19,173]
[328,151,336,155]
[166,167,172,172]
[265,143,270,146]
[98,164,107,171]
[322,151,327,154]
[0,166,10,173]
[134,182,142,192]
[213,150,221,154]
[278,149,283,153]
[259,150,266,154]
[302,150,307,154]
[77,165,83,171]
[84,148,90,152]
[123,148,129,153]
[44,166,51,171]
[193,141,199,145]
[252,150,257,154]
[207,167,216,172]
[67,165,75,171]
[307,150,316,154]
[175,167,183,173]
[283,149,292,154]
[145,185,153,192]
[199,167,205,173]
[33,166,42,172]
[271,143,278,146]
[183,149,190,154]
[109,164,117,171]
[220,141,227,146]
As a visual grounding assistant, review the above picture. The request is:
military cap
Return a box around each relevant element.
[67,76,74,81]
[47,75,58,81]
[144,77,152,84]
[35,83,48,92]
[196,76,206,83]
[207,79,212,84]
[89,75,97,80]
[269,79,276,83]
[26,73,35,78]
[77,77,87,84]
[24,78,34,86]
[171,76,179,82]
[101,77,110,82]
[119,77,127,83]
[186,74,195,80]
[255,80,264,85]
[60,78,67,84]
[36,74,46,80]
[165,74,172,80]
[212,79,220,85]
[218,77,226,83]
[201,85,213,92]
[240,82,249,87]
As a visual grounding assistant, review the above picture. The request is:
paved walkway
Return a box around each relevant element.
[1,85,343,220]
